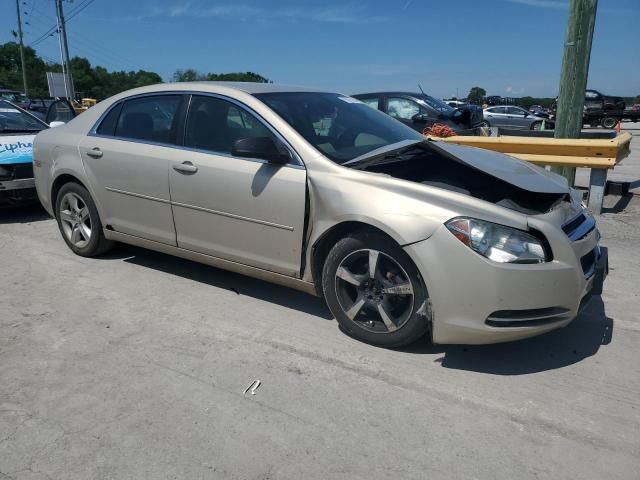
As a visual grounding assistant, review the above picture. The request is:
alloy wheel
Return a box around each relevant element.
[59,192,92,248]
[334,249,414,333]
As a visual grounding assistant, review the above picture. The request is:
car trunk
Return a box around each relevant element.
[358,142,569,216]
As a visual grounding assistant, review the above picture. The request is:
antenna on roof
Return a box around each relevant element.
[418,84,425,95]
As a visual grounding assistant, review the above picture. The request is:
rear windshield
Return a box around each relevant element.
[254,92,423,164]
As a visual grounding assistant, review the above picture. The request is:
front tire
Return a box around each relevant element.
[55,182,113,257]
[601,116,617,129]
[322,233,429,348]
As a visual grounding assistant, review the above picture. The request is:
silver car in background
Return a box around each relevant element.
[33,82,607,347]
[482,105,550,130]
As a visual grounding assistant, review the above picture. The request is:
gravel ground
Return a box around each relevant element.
[1,197,639,480]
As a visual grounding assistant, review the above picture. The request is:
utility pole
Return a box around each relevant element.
[552,0,598,186]
[15,0,28,96]
[55,0,75,100]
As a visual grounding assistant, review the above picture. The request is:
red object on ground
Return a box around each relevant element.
[423,123,457,137]
[615,121,622,133]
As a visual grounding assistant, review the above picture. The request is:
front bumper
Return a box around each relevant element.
[404,222,607,344]
[0,163,37,206]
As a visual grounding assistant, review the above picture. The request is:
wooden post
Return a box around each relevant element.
[15,0,28,96]
[552,0,598,187]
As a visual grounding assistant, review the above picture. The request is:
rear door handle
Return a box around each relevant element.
[86,147,103,158]
[172,161,198,174]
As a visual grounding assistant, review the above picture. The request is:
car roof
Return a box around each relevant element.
[123,82,328,96]
[354,92,431,98]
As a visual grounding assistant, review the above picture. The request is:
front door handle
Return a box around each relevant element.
[172,161,198,174]
[86,147,103,158]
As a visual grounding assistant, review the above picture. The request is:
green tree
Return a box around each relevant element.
[1,42,271,101]
[467,86,487,105]
[0,42,53,97]
[517,96,555,109]
[173,69,271,83]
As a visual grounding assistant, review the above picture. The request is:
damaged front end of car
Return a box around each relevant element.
[352,140,571,216]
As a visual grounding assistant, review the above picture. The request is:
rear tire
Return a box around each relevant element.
[322,233,429,348]
[55,182,113,257]
[601,116,617,129]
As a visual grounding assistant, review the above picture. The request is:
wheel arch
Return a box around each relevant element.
[50,173,89,215]
[309,221,404,296]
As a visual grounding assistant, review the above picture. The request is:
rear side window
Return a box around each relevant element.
[361,98,380,110]
[115,95,183,144]
[96,103,122,136]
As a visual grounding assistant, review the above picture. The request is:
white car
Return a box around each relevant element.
[482,106,550,130]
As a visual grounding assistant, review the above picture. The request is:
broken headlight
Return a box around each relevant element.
[446,218,547,264]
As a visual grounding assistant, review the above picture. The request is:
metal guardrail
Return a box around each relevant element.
[427,132,632,214]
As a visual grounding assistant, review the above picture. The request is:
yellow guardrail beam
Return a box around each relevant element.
[427,132,632,170]
[508,154,617,168]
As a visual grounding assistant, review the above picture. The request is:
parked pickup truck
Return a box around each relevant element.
[553,90,636,129]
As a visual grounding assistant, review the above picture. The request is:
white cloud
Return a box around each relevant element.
[504,0,629,16]
[506,86,525,94]
[141,2,388,24]
[505,0,567,9]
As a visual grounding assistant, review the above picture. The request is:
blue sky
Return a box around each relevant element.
[4,0,639,97]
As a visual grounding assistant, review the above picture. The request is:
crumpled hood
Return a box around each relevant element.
[430,141,569,194]
[0,134,35,165]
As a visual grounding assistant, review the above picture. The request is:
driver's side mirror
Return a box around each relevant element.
[49,121,66,128]
[232,137,291,164]
[523,112,529,117]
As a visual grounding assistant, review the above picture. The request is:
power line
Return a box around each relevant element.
[66,0,97,22]
[66,34,138,71]
[28,0,97,47]
[66,31,140,71]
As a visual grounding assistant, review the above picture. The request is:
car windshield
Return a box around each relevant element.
[0,100,47,133]
[0,92,28,104]
[419,95,456,114]
[254,92,424,164]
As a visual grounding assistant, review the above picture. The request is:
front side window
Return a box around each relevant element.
[254,92,423,164]
[387,98,420,120]
[115,95,183,144]
[489,107,507,114]
[185,95,276,154]
[419,95,455,114]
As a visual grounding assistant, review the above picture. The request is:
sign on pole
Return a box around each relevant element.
[46,72,74,99]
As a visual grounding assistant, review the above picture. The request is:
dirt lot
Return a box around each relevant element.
[1,196,639,480]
